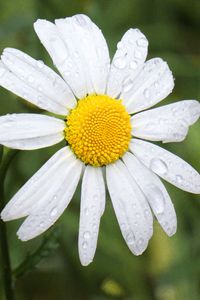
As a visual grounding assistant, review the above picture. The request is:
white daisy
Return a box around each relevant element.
[0,14,200,266]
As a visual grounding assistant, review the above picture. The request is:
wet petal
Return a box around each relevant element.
[121,58,174,114]
[130,139,200,194]
[107,28,148,98]
[1,48,76,110]
[1,147,79,221]
[123,152,177,236]
[0,113,65,150]
[34,14,110,98]
[106,160,152,255]
[131,100,200,142]
[79,166,105,266]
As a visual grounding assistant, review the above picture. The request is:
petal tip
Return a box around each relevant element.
[1,209,11,222]
[80,257,93,267]
[17,230,29,242]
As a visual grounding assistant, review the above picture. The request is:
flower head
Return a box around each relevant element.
[0,14,199,266]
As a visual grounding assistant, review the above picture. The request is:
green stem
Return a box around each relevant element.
[0,149,18,300]
[13,229,59,279]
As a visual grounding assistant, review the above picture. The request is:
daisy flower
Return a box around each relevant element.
[0,14,200,266]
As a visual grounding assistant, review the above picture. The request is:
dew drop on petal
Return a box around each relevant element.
[117,41,123,49]
[150,158,168,175]
[147,186,165,214]
[37,60,44,69]
[143,88,150,98]
[53,195,57,201]
[175,174,183,184]
[92,223,97,231]
[39,221,44,228]
[154,81,159,89]
[38,85,43,92]
[64,71,70,77]
[136,37,148,47]
[113,57,127,69]
[50,207,58,217]
[82,241,88,249]
[130,60,138,70]
[84,208,89,216]
[28,75,34,83]
[138,237,144,246]
[126,231,135,245]
[123,79,133,92]
[83,231,91,239]
[74,15,87,26]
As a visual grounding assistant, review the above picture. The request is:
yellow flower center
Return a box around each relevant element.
[65,95,131,167]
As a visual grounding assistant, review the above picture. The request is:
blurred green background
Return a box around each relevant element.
[0,0,200,299]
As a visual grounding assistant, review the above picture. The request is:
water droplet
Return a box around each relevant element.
[113,57,126,69]
[82,241,88,249]
[23,93,28,99]
[23,53,29,60]
[38,85,43,92]
[74,15,87,26]
[28,75,34,83]
[74,51,79,58]
[137,37,148,47]
[39,221,44,228]
[176,175,183,184]
[154,81,159,89]
[138,237,144,246]
[50,37,68,63]
[84,208,89,216]
[117,41,123,49]
[143,88,150,98]
[93,194,98,201]
[37,95,42,102]
[64,71,70,77]
[123,79,133,92]
[147,186,165,214]
[83,231,91,239]
[136,212,140,218]
[130,60,138,70]
[50,207,58,217]
[92,223,97,230]
[37,60,44,69]
[4,56,13,65]
[150,158,168,175]
[126,232,135,245]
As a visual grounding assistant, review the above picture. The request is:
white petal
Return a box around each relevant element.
[121,58,174,114]
[1,147,80,221]
[130,139,200,194]
[17,156,82,241]
[131,100,200,142]
[123,152,177,236]
[0,113,64,150]
[0,62,68,116]
[79,166,105,266]
[34,15,110,98]
[106,160,152,255]
[107,28,148,98]
[1,48,76,111]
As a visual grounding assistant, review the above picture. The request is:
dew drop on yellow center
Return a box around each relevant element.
[65,95,131,167]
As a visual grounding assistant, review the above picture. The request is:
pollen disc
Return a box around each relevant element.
[65,95,131,166]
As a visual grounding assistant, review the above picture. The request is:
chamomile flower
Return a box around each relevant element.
[0,14,199,266]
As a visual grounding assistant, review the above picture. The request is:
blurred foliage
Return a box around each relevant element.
[0,0,200,299]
